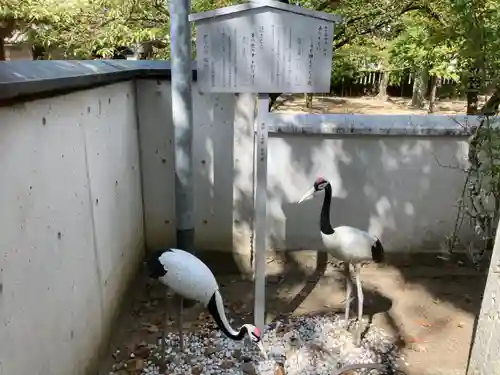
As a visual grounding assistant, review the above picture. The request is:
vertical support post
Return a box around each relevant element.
[170,0,194,352]
[254,94,269,332]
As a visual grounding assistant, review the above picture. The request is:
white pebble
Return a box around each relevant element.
[136,313,403,375]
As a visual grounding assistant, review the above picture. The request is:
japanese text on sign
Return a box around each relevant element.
[307,39,314,86]
[250,32,256,85]
[323,25,329,56]
[193,10,335,93]
[259,121,266,162]
[317,26,322,52]
[202,33,210,73]
[259,25,265,49]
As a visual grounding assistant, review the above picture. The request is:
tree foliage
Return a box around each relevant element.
[0,0,245,58]
[36,0,170,58]
[389,13,459,81]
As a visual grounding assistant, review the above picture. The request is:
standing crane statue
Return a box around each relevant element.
[146,248,268,357]
[297,177,385,345]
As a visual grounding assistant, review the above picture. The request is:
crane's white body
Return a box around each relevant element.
[320,226,377,262]
[298,180,385,347]
[149,248,267,357]
[157,248,218,306]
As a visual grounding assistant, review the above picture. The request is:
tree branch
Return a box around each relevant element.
[333,3,443,49]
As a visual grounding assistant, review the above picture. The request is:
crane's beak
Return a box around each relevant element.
[257,341,268,359]
[297,187,316,204]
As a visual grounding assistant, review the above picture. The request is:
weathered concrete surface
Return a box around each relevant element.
[0,82,144,375]
[467,221,500,375]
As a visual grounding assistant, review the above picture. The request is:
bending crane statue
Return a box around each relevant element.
[146,248,267,357]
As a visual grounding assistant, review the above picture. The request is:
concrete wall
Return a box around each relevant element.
[266,134,469,252]
[467,222,500,375]
[0,81,144,375]
[136,80,239,253]
[137,81,475,263]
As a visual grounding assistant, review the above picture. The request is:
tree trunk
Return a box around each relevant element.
[268,93,281,112]
[480,87,500,116]
[467,91,479,115]
[305,93,313,109]
[411,69,428,108]
[0,19,16,61]
[0,37,5,61]
[428,75,440,113]
[377,71,389,99]
[467,67,481,115]
[31,44,46,60]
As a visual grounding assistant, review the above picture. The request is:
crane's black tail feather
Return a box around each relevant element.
[371,238,385,263]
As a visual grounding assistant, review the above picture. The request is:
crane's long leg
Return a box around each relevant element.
[344,262,353,327]
[162,289,169,364]
[354,263,363,346]
[177,295,184,352]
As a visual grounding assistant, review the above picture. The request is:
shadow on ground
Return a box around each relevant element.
[99,249,486,375]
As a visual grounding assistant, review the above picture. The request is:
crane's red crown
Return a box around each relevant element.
[254,327,261,337]
[315,177,326,184]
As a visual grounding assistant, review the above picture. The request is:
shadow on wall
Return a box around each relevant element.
[266,134,472,254]
[192,91,235,253]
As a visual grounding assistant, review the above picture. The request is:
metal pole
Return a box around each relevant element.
[170,0,194,353]
[254,94,269,332]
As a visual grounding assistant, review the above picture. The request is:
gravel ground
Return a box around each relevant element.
[101,257,484,375]
[111,313,402,375]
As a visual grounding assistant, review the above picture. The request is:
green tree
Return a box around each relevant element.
[0,0,236,60]
[0,0,78,59]
[389,12,459,110]
[269,0,454,109]
[451,0,500,113]
[330,36,389,97]
[446,0,500,266]
[36,0,170,58]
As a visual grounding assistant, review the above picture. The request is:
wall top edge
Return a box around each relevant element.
[0,60,198,104]
[267,113,490,136]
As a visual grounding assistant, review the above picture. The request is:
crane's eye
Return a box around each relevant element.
[316,182,327,190]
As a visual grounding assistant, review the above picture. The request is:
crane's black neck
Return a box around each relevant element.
[320,183,335,235]
[145,248,172,279]
[207,292,247,340]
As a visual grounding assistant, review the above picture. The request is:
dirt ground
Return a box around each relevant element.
[100,254,486,375]
[272,95,487,115]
